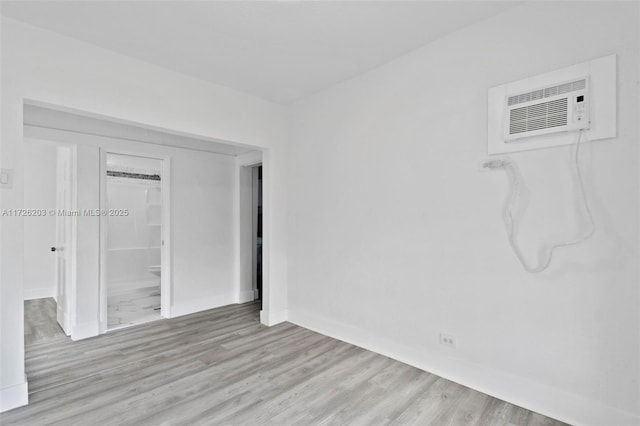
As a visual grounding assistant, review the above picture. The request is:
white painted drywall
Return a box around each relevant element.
[107,154,163,172]
[288,3,639,425]
[1,17,288,411]
[22,140,57,300]
[74,144,100,338]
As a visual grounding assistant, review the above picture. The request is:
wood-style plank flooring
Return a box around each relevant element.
[2,300,566,425]
[23,298,66,346]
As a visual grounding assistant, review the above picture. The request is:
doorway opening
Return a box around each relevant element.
[23,101,274,333]
[254,165,263,307]
[103,153,165,330]
[22,138,74,345]
[239,156,263,309]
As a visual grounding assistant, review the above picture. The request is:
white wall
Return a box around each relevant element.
[288,3,639,425]
[22,140,57,300]
[74,144,100,337]
[1,17,288,412]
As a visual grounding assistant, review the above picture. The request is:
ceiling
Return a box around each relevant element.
[1,1,518,105]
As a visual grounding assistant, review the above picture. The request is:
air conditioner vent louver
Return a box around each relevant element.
[507,78,587,106]
[489,54,616,154]
[509,98,568,135]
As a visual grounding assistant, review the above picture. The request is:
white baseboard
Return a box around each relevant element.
[171,294,236,318]
[288,309,640,426]
[71,320,99,341]
[238,290,255,304]
[0,376,28,413]
[259,308,287,326]
[23,287,55,300]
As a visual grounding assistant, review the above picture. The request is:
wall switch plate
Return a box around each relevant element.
[1,169,13,189]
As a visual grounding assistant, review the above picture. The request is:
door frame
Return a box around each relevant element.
[23,136,79,338]
[98,148,172,333]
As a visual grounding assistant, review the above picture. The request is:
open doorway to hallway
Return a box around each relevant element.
[254,165,263,307]
[239,156,264,309]
[22,138,71,346]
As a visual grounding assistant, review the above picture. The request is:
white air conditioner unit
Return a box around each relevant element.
[505,77,589,141]
[488,54,616,154]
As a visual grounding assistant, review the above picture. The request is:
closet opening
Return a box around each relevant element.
[102,153,167,330]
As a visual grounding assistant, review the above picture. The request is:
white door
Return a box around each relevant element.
[55,146,75,335]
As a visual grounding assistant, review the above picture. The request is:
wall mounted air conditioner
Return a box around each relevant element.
[505,77,589,141]
[488,54,616,154]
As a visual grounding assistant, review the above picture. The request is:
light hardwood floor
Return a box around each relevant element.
[3,300,566,425]
[23,298,66,346]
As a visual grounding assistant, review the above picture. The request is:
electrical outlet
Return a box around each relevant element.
[440,333,456,348]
